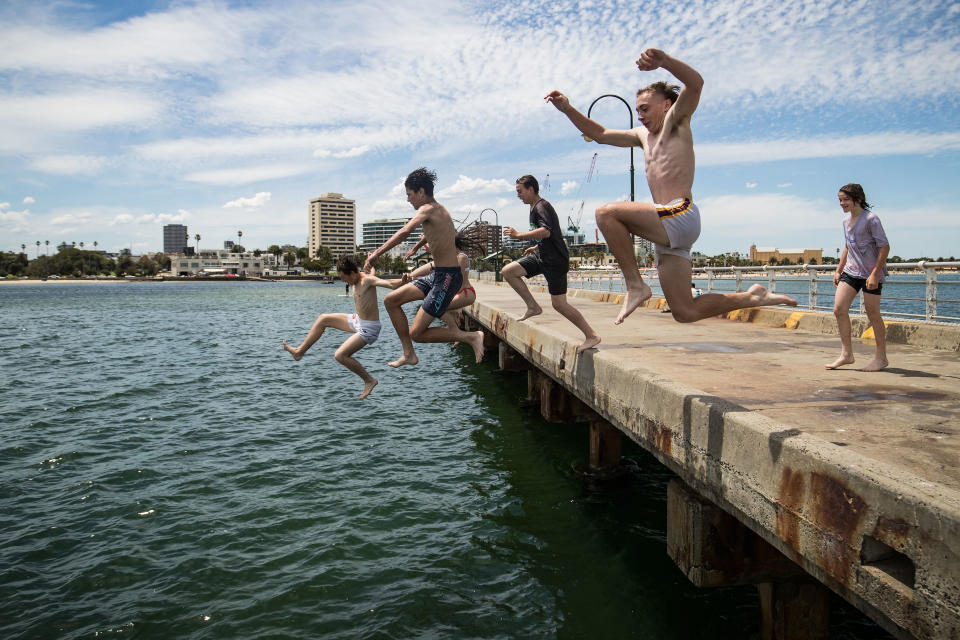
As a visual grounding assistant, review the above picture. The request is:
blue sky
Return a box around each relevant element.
[1,0,959,259]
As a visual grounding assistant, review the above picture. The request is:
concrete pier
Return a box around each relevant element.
[463,280,960,640]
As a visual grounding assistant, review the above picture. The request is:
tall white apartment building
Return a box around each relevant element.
[308,193,356,258]
[360,218,423,253]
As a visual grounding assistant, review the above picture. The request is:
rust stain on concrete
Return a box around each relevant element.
[645,419,672,456]
[872,516,911,551]
[810,473,868,584]
[775,467,805,555]
[492,312,508,338]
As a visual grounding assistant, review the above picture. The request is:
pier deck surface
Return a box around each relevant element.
[463,280,959,639]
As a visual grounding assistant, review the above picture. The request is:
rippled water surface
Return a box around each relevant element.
[0,282,890,639]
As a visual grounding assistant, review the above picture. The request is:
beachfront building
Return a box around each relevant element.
[163,224,188,254]
[749,245,823,265]
[462,221,502,258]
[170,249,264,276]
[360,218,422,254]
[309,193,356,259]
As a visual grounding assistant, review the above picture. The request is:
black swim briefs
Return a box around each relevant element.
[516,253,568,295]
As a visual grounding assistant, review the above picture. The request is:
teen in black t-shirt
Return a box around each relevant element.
[502,175,601,353]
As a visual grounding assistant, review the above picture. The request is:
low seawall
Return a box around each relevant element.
[464,281,960,639]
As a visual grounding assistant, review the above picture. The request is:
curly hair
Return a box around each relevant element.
[405,167,438,197]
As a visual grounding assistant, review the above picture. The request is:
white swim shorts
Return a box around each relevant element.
[654,197,701,264]
[348,314,382,344]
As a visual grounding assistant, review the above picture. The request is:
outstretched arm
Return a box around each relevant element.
[637,49,703,122]
[365,209,428,271]
[544,91,641,148]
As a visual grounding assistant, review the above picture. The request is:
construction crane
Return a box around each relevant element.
[567,153,598,234]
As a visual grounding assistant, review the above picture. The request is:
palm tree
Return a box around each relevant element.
[237,230,243,253]
[20,243,26,256]
[45,240,49,256]
[35,240,40,258]
[194,234,201,256]
[79,242,85,276]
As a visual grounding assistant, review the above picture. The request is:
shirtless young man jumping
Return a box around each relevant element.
[365,167,485,366]
[546,48,796,325]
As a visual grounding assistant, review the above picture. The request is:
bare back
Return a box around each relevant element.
[636,115,695,204]
[419,202,459,268]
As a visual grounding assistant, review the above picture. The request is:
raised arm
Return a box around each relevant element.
[365,209,427,271]
[545,91,641,148]
[637,49,703,122]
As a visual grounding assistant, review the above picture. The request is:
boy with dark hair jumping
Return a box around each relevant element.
[282,254,401,399]
[366,168,485,366]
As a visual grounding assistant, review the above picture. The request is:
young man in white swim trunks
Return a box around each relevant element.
[546,48,796,325]
[282,254,401,399]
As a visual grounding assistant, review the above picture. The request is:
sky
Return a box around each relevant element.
[1,0,959,260]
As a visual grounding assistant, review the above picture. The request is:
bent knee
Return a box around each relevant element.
[551,297,568,311]
[409,325,427,341]
[833,307,849,318]
[595,203,615,221]
[671,307,698,323]
[334,351,349,364]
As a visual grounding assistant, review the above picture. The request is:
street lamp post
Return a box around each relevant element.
[478,208,501,282]
[585,94,635,203]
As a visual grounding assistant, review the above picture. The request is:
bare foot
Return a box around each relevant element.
[360,377,378,399]
[614,282,653,325]
[577,335,601,353]
[518,304,542,321]
[388,353,419,368]
[824,354,855,370]
[466,331,485,363]
[747,284,798,307]
[858,358,888,372]
[282,340,303,361]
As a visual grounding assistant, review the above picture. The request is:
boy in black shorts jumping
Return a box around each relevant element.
[364,167,485,365]
[502,175,601,353]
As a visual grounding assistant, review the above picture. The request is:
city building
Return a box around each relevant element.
[462,221,502,258]
[749,245,823,265]
[309,193,356,258]
[563,232,586,246]
[223,240,234,250]
[163,224,188,254]
[361,218,422,253]
[170,249,264,276]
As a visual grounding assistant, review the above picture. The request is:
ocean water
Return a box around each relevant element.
[0,282,890,639]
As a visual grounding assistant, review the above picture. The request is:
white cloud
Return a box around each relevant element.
[778,183,793,188]
[561,180,578,196]
[109,213,135,226]
[0,4,259,77]
[746,182,758,189]
[23,196,35,204]
[184,164,315,185]
[0,208,30,231]
[136,211,190,224]
[51,212,92,226]
[313,145,371,159]
[437,176,513,198]
[223,192,272,209]
[0,90,159,135]
[699,132,960,166]
[31,155,108,175]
